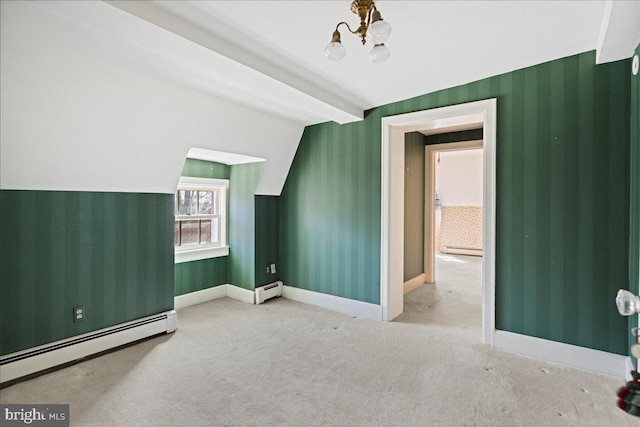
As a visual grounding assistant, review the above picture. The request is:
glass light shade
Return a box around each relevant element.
[616,289,640,315]
[325,41,346,61]
[369,44,391,64]
[368,19,392,44]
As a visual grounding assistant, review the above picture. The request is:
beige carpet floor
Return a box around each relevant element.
[1,254,635,426]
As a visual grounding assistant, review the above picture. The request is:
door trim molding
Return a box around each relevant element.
[380,98,497,347]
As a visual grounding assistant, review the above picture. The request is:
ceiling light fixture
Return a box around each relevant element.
[325,0,392,63]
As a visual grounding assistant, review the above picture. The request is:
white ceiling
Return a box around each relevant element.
[2,1,638,194]
[196,0,603,105]
[103,0,639,126]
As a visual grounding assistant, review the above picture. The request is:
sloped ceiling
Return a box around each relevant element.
[108,0,639,125]
[1,1,638,194]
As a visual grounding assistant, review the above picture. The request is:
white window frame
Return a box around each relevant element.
[174,176,229,264]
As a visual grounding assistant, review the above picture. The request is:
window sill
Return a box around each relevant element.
[175,246,229,264]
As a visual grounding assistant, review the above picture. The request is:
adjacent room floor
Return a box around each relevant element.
[1,255,634,426]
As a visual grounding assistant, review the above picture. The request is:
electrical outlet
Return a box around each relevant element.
[270,264,277,274]
[266,266,270,273]
[73,306,84,322]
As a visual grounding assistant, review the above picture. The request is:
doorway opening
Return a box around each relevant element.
[426,140,484,283]
[422,141,484,335]
[380,99,496,346]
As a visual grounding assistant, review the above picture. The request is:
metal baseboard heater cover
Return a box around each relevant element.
[255,281,283,304]
[0,310,177,384]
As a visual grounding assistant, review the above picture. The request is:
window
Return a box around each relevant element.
[174,177,229,263]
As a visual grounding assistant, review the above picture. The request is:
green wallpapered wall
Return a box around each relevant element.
[280,50,630,355]
[280,121,381,304]
[174,159,230,296]
[228,162,264,290]
[0,191,174,356]
[174,257,228,297]
[404,132,426,282]
[629,44,640,357]
[255,196,280,287]
[424,128,484,145]
[181,158,230,179]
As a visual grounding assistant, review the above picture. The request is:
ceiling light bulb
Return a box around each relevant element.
[616,289,640,316]
[325,41,346,61]
[368,19,392,44]
[325,29,346,61]
[369,43,390,64]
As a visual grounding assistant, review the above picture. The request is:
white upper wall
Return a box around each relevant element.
[436,149,484,207]
[0,1,303,195]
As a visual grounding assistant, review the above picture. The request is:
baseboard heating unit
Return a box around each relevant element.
[0,310,177,384]
[255,281,283,304]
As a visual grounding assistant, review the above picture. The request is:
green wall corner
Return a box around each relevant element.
[228,162,264,290]
[280,50,631,355]
[255,196,280,287]
[174,159,230,296]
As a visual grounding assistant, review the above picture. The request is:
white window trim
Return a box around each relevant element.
[175,246,229,264]
[175,176,229,263]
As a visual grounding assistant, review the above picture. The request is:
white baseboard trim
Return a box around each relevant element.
[174,284,254,309]
[403,273,425,295]
[1,310,177,384]
[494,330,627,379]
[282,285,382,321]
[226,285,255,304]
[174,286,228,310]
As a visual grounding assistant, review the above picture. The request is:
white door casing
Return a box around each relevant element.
[380,99,497,346]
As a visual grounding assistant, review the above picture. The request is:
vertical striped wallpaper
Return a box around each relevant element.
[228,162,264,290]
[175,159,230,296]
[280,120,381,304]
[404,132,425,281]
[174,257,227,296]
[255,196,280,287]
[181,158,230,179]
[280,50,630,355]
[0,190,174,356]
[629,44,640,357]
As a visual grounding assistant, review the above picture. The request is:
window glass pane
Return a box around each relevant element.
[180,220,199,245]
[200,220,212,244]
[198,191,212,214]
[174,182,227,250]
[179,190,197,215]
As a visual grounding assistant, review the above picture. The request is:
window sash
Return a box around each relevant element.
[175,214,218,221]
[174,182,227,251]
[174,218,221,248]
